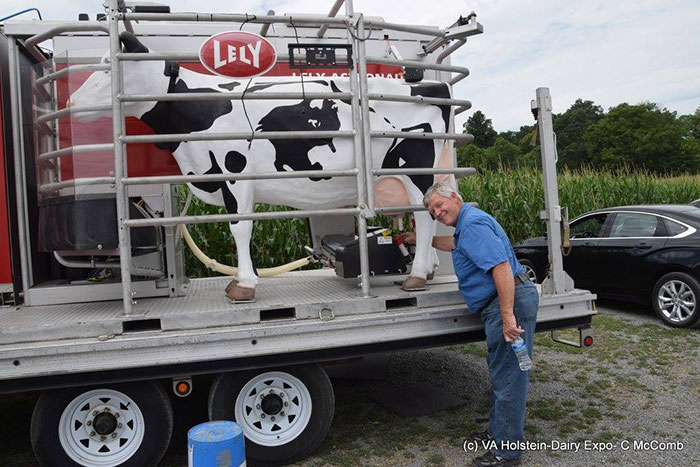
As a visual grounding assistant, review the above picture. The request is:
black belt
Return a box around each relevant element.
[478,273,531,313]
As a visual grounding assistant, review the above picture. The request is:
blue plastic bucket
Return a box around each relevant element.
[188,421,246,467]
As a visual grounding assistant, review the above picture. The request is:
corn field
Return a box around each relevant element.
[179,169,700,278]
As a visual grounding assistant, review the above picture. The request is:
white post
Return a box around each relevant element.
[533,88,574,294]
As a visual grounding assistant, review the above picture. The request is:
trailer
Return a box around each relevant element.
[0,1,595,465]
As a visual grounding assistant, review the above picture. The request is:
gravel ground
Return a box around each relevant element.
[1,301,699,466]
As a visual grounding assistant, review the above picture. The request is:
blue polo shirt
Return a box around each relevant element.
[452,204,525,313]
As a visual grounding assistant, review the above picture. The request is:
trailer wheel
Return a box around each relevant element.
[208,364,334,465]
[30,381,173,467]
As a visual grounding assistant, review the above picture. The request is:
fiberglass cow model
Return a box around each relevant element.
[69,32,456,301]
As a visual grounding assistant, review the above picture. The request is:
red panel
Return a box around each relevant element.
[0,90,13,284]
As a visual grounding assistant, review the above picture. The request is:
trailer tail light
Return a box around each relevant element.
[173,378,193,397]
[551,325,594,348]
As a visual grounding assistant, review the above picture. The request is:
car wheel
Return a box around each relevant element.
[519,259,539,284]
[652,272,700,328]
[208,364,334,466]
[30,381,173,467]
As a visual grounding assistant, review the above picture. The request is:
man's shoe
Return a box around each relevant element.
[469,430,494,444]
[472,451,520,467]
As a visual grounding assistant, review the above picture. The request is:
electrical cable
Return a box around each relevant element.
[0,8,42,22]
[346,13,373,41]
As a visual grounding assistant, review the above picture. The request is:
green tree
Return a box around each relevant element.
[483,137,522,169]
[678,108,700,171]
[552,99,604,169]
[584,102,690,173]
[464,110,497,148]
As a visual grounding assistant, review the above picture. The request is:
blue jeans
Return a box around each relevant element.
[480,280,539,459]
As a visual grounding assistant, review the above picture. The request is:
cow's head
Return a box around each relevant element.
[67,32,169,122]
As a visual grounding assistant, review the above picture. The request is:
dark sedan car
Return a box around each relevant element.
[514,205,700,328]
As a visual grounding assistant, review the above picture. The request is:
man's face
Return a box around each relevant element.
[427,192,462,227]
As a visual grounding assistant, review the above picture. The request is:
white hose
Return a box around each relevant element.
[178,191,310,277]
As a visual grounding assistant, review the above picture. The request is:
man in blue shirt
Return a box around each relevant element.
[403,182,538,467]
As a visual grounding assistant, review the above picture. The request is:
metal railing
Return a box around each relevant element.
[13,0,480,313]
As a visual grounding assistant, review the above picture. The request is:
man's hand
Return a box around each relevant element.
[502,312,524,343]
[400,232,416,245]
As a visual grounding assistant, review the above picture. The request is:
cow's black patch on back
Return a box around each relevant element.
[140,80,232,152]
[218,81,242,91]
[410,83,451,132]
[248,80,328,93]
[189,150,240,223]
[257,99,340,181]
[329,80,375,113]
[381,123,435,194]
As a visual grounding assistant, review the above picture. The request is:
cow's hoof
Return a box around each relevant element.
[224,277,239,295]
[400,276,426,291]
[227,283,256,303]
[427,272,435,281]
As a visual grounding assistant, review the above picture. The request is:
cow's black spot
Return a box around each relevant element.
[140,80,232,152]
[218,82,242,91]
[410,83,451,132]
[247,80,328,93]
[381,123,435,194]
[257,99,340,181]
[225,150,247,183]
[189,151,240,223]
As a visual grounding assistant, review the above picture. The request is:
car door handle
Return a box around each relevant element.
[635,242,652,249]
[582,242,595,247]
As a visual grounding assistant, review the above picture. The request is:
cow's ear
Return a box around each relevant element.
[119,32,148,53]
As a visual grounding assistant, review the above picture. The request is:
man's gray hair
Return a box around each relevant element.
[423,181,463,208]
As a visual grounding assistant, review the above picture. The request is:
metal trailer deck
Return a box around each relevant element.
[0,270,596,393]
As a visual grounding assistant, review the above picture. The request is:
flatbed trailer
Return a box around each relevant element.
[0,1,595,465]
[0,272,595,393]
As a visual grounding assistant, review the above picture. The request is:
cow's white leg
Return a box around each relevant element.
[429,247,440,279]
[400,179,436,290]
[230,220,257,286]
[226,183,258,301]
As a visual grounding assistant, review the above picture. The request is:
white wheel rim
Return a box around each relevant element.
[58,389,145,466]
[658,280,697,324]
[234,371,312,447]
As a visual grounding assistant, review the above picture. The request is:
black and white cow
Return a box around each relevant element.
[69,32,456,300]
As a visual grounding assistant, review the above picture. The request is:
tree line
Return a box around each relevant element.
[458,100,700,174]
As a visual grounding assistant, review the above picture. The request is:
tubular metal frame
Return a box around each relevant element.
[13,0,478,313]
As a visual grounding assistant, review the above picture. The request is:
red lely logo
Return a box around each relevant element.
[199,31,277,78]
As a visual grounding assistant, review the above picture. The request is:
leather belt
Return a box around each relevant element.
[478,273,531,313]
[514,272,529,286]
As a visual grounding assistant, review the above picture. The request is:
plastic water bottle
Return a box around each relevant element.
[512,336,532,371]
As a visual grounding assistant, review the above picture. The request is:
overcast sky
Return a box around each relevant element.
[3,0,699,131]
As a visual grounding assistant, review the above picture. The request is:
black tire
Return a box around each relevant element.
[519,259,539,284]
[30,381,173,467]
[208,364,334,466]
[652,272,700,328]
